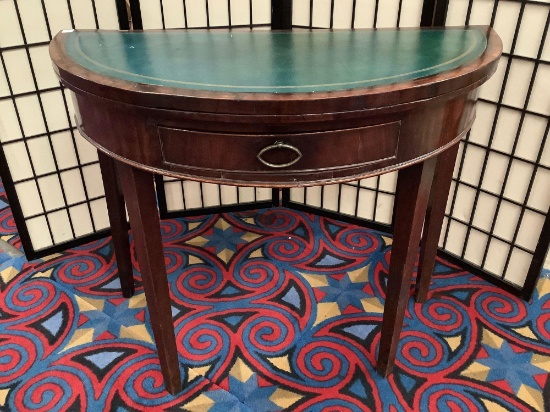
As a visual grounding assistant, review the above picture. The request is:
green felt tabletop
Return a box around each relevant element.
[64,28,487,93]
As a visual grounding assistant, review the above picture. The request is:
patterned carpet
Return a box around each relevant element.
[0,182,548,411]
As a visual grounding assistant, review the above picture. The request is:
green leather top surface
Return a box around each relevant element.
[65,28,487,93]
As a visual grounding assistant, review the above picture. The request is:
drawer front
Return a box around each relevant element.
[158,122,400,174]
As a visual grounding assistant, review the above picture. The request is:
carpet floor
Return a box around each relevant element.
[0,182,548,411]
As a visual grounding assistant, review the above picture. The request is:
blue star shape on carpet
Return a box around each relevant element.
[203,226,247,254]
[318,273,368,311]
[202,389,253,412]
[101,299,144,327]
[79,309,122,339]
[477,340,547,393]
[228,374,279,411]
[79,300,143,338]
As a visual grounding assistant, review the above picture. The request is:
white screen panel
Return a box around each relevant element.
[399,0,423,27]
[339,185,358,216]
[202,183,222,208]
[27,137,56,176]
[493,201,521,242]
[251,0,271,25]
[182,181,203,209]
[501,59,533,110]
[26,216,53,250]
[90,198,109,230]
[30,46,61,90]
[516,210,545,251]
[445,221,468,257]
[357,189,376,220]
[321,184,340,212]
[527,64,550,116]
[209,0,231,26]
[468,0,494,26]
[527,169,550,212]
[256,187,272,201]
[41,90,71,132]
[463,229,489,266]
[165,181,185,211]
[163,0,186,28]
[502,160,534,204]
[304,186,322,208]
[516,115,547,162]
[2,50,35,95]
[141,0,164,29]
[376,0,400,28]
[292,0,311,26]
[492,1,521,55]
[3,142,34,181]
[469,102,497,146]
[353,0,376,28]
[19,0,50,44]
[0,0,24,48]
[60,170,87,205]
[96,0,121,29]
[230,0,251,26]
[82,164,105,199]
[37,175,65,212]
[480,151,507,194]
[484,238,509,276]
[51,132,79,170]
[290,187,305,203]
[15,181,44,217]
[43,0,74,34]
[0,101,23,142]
[69,204,95,236]
[311,0,331,27]
[237,187,255,203]
[472,192,498,232]
[70,0,99,29]
[492,108,521,154]
[49,209,73,243]
[505,248,533,285]
[333,0,354,28]
[515,4,548,59]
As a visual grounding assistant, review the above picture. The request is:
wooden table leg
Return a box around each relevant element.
[376,158,436,376]
[98,152,135,298]
[415,143,460,303]
[117,162,182,395]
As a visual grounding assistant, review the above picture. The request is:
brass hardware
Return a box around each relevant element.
[257,141,302,168]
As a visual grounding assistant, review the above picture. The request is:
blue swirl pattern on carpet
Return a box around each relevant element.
[0,204,547,411]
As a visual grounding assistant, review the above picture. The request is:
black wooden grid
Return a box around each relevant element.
[440,0,549,300]
[0,0,130,259]
[280,0,549,300]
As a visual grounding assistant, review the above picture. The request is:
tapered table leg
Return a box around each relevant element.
[98,152,134,298]
[415,143,460,303]
[117,162,182,395]
[376,158,436,376]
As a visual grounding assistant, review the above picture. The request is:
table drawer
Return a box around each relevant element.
[158,122,400,174]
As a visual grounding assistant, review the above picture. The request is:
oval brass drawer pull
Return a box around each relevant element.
[257,141,302,168]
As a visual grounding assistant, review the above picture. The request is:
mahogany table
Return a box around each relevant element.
[50,27,501,395]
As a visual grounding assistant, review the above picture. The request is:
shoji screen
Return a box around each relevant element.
[442,0,549,289]
[287,0,549,296]
[288,0,423,227]
[0,0,122,258]
[136,0,276,217]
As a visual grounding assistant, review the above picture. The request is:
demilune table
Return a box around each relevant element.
[49,27,501,394]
